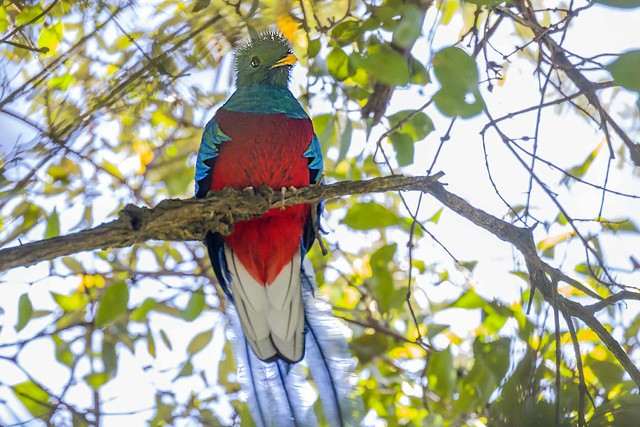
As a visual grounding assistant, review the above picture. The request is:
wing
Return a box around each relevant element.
[302,134,324,256]
[195,117,232,297]
[195,117,232,198]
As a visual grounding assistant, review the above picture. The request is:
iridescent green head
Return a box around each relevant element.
[234,31,297,88]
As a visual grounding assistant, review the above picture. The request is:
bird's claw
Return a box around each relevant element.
[279,186,297,209]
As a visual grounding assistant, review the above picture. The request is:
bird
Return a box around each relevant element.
[194,31,360,426]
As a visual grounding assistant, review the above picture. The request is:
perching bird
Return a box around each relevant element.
[195,31,360,426]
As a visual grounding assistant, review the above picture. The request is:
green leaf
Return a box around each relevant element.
[94,281,129,328]
[101,160,124,180]
[595,0,640,8]
[350,333,389,364]
[47,74,76,91]
[427,347,456,399]
[182,291,205,321]
[102,341,118,376]
[191,0,211,12]
[428,208,443,223]
[392,4,425,49]
[448,290,486,309]
[432,47,485,117]
[45,208,60,238]
[434,87,485,118]
[0,7,8,33]
[337,118,353,164]
[563,141,603,182]
[343,202,400,230]
[408,56,430,85]
[433,47,479,92]
[425,323,449,340]
[456,338,511,413]
[61,257,84,273]
[606,50,640,93]
[187,330,213,355]
[327,48,350,81]
[363,44,410,86]
[84,372,110,389]
[465,0,505,5]
[159,329,172,350]
[153,302,182,318]
[12,380,50,418]
[16,6,44,26]
[16,293,33,332]
[52,291,89,312]
[599,218,639,233]
[589,357,624,390]
[147,330,156,358]
[389,110,435,141]
[53,334,73,367]
[482,303,509,334]
[369,244,404,312]
[389,133,414,166]
[308,38,321,58]
[130,297,157,322]
[460,260,478,271]
[176,360,194,378]
[331,20,362,44]
[313,114,336,153]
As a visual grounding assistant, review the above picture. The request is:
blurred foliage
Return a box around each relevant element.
[0,0,639,426]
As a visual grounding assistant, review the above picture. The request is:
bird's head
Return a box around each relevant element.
[234,31,297,88]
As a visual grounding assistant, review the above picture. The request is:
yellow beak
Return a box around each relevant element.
[271,53,298,69]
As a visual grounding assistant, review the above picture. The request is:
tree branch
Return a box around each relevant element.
[0,174,445,271]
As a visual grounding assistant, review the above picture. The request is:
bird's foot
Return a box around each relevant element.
[279,187,297,209]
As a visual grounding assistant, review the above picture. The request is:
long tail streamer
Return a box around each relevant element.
[226,259,362,426]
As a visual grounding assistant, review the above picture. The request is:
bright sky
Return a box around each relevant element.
[1,2,639,426]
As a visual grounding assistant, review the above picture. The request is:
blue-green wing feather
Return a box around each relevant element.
[302,133,325,255]
[304,134,323,184]
[195,118,231,198]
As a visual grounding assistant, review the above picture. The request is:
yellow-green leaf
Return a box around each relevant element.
[38,22,64,55]
[101,160,124,180]
[363,44,410,86]
[130,297,157,322]
[12,381,50,418]
[95,281,129,328]
[187,330,213,355]
[84,372,110,390]
[16,6,44,26]
[45,208,60,238]
[52,291,89,312]
[16,293,33,332]
[327,47,350,81]
[343,202,399,230]
[537,232,574,251]
[182,291,205,322]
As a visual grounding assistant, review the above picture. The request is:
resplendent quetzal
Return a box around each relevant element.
[195,31,360,426]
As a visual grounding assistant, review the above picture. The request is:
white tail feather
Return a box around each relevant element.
[226,248,305,362]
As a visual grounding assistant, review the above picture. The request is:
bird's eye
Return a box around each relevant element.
[250,56,261,68]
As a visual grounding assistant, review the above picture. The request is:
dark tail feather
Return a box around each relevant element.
[227,305,317,427]
[301,259,363,426]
